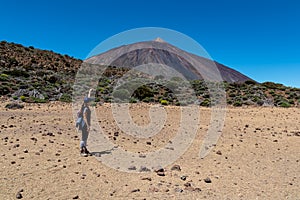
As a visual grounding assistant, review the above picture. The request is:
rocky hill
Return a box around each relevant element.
[0,41,299,107]
[0,41,81,102]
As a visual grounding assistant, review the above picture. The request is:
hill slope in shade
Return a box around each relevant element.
[86,40,253,83]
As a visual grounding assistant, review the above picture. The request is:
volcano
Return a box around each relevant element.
[86,38,253,83]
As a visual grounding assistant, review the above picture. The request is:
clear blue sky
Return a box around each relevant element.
[0,0,299,87]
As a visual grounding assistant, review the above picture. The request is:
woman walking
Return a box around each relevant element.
[78,89,93,156]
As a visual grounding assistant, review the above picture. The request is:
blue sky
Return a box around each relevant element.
[0,0,299,87]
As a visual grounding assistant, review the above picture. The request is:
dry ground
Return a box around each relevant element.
[0,102,299,200]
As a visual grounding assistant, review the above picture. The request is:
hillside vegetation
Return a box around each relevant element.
[1,41,299,107]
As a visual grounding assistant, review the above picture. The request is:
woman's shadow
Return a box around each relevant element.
[91,147,116,157]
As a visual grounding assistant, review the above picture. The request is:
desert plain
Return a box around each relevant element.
[0,102,299,200]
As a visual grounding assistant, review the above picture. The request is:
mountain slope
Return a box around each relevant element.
[86,40,253,83]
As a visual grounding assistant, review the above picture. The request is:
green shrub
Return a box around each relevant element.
[269,90,275,95]
[245,80,256,85]
[242,96,248,100]
[59,94,72,102]
[200,99,210,107]
[0,73,9,81]
[132,85,154,100]
[288,99,294,105]
[13,96,18,100]
[257,100,264,106]
[20,96,26,102]
[112,89,130,101]
[227,100,233,105]
[0,85,10,95]
[229,93,236,97]
[129,98,137,103]
[142,97,150,103]
[233,101,243,107]
[160,99,168,105]
[279,101,291,108]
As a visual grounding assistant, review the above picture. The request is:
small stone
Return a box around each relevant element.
[204,177,212,183]
[131,188,140,193]
[141,177,152,181]
[184,182,191,187]
[23,149,28,153]
[139,166,150,172]
[73,195,79,199]
[294,132,300,136]
[16,192,23,199]
[146,141,151,145]
[128,166,136,170]
[153,166,164,173]
[174,188,183,193]
[11,161,16,164]
[216,150,222,155]
[171,164,181,171]
[47,132,54,137]
[157,171,165,176]
[180,176,187,181]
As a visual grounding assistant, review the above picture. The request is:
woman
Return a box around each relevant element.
[80,89,92,156]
